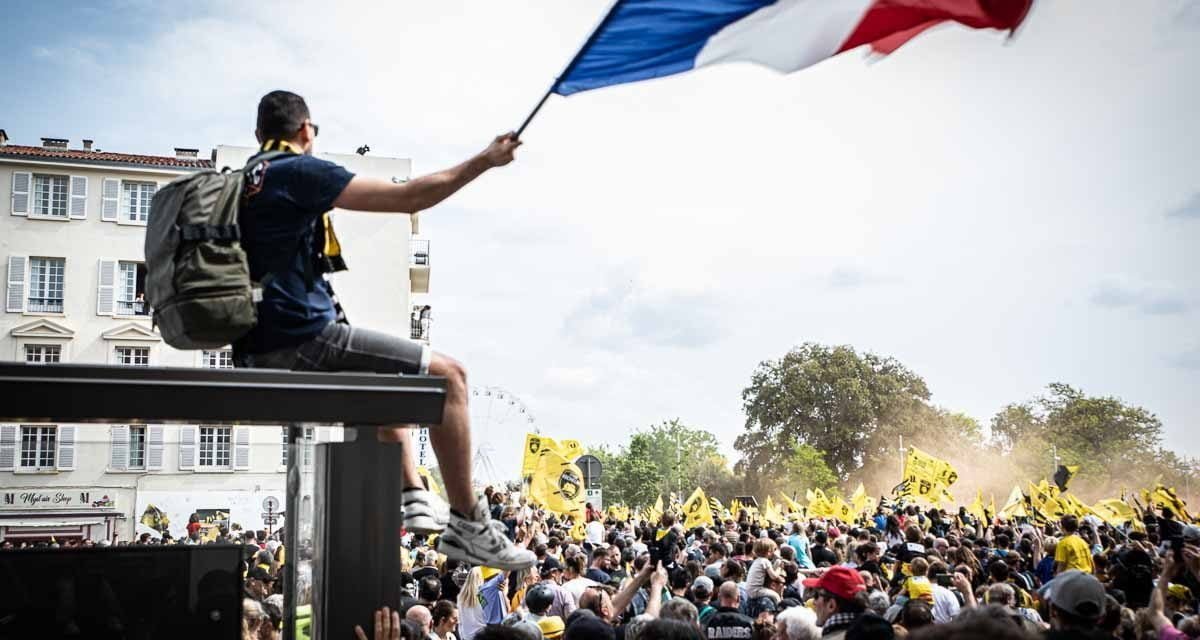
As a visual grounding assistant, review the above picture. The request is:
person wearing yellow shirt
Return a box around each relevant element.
[1054,515,1094,575]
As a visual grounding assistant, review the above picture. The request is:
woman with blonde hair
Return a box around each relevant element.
[457,567,507,640]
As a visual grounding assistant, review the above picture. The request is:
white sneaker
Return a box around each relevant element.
[438,498,537,571]
[403,488,449,535]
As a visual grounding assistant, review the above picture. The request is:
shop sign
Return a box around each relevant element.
[0,490,116,510]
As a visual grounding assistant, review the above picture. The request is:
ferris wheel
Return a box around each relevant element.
[468,386,537,487]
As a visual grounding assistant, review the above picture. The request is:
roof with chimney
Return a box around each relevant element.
[0,142,212,170]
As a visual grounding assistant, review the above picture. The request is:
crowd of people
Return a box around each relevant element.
[5,492,1198,640]
[356,488,1200,640]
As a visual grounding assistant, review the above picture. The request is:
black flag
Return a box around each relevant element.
[1053,465,1078,492]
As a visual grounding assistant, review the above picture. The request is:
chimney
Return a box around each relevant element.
[41,137,69,149]
[0,130,8,146]
[81,139,94,151]
[174,147,199,159]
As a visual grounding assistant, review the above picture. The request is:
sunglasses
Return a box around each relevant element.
[299,120,320,137]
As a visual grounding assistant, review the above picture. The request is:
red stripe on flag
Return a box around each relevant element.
[837,0,1034,56]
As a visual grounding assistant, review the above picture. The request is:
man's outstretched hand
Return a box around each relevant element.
[481,132,522,167]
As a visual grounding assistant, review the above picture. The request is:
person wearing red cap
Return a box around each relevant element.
[801,566,867,639]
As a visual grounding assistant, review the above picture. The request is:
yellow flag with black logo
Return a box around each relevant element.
[899,447,959,502]
[528,447,585,519]
[522,433,550,479]
[558,439,584,460]
[683,487,715,528]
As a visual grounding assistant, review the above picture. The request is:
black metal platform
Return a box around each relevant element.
[0,362,446,425]
[0,361,449,640]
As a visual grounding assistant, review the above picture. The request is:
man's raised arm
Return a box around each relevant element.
[334,133,520,213]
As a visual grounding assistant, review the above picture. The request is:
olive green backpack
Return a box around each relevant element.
[144,152,287,350]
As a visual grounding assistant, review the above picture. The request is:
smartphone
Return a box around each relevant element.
[936,574,954,588]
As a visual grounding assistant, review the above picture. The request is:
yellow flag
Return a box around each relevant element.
[683,487,715,528]
[570,521,587,541]
[558,439,584,460]
[528,447,586,519]
[901,447,959,502]
[522,433,553,479]
[1000,485,1027,518]
[1091,499,1136,526]
[967,490,986,522]
[1149,484,1191,520]
[850,483,869,515]
[832,496,853,521]
[779,493,804,516]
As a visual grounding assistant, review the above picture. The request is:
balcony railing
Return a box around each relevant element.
[410,239,430,266]
[411,316,430,341]
[116,299,150,316]
[27,297,63,313]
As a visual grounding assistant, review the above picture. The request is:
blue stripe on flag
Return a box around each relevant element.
[553,0,777,96]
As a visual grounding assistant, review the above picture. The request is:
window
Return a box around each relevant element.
[33,175,68,218]
[116,262,148,315]
[27,257,65,313]
[199,426,232,468]
[115,346,150,366]
[203,350,233,369]
[128,426,146,470]
[280,426,315,467]
[24,344,61,363]
[20,426,56,470]
[121,182,156,223]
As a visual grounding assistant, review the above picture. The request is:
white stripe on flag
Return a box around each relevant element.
[695,0,874,73]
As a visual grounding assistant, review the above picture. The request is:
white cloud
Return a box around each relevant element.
[1091,277,1191,316]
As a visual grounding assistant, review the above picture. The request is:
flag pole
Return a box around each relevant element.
[515,0,626,137]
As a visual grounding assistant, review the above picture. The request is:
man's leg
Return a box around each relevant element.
[378,426,425,489]
[426,351,535,570]
[425,353,475,514]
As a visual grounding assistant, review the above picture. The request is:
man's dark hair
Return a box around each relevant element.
[419,575,442,602]
[814,531,828,545]
[855,542,879,562]
[1061,515,1079,533]
[830,591,868,616]
[641,618,704,640]
[900,599,934,630]
[257,90,311,141]
[591,547,609,562]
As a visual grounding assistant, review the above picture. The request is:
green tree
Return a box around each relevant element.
[993,383,1174,495]
[587,419,739,506]
[737,343,932,481]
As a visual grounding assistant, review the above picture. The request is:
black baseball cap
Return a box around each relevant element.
[540,556,563,576]
[247,566,276,582]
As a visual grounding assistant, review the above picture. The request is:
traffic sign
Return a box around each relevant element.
[263,496,280,512]
[262,513,279,525]
[575,455,603,489]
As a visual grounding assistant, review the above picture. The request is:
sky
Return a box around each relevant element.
[3,0,1198,483]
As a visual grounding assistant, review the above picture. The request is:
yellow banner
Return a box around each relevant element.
[683,487,715,529]
[899,447,959,502]
[528,447,586,519]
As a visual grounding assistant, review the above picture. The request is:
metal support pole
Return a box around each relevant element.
[312,429,408,639]
[282,423,303,640]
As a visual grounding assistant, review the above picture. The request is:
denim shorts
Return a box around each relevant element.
[234,323,431,375]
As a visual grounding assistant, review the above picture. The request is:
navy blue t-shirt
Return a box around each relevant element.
[233,153,354,355]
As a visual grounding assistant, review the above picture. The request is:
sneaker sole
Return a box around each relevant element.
[438,535,536,571]
[404,511,447,536]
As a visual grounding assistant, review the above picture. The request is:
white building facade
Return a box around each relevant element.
[0,133,428,543]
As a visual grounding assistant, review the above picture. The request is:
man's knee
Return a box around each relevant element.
[429,353,467,390]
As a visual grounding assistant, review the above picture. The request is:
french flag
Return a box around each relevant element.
[552,0,1035,96]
